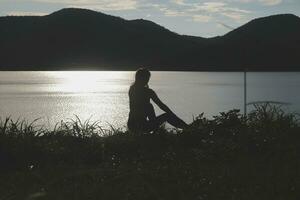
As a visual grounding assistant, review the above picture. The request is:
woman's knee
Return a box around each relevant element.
[159,113,170,121]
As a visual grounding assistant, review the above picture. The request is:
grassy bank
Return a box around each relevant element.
[0,104,299,200]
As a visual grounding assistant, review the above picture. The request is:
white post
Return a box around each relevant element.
[244,69,247,116]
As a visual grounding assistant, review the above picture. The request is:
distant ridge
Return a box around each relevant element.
[0,8,299,71]
[224,14,300,40]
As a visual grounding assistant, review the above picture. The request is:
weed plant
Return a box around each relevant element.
[0,104,299,200]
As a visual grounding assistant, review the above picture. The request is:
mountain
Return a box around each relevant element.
[217,14,300,69]
[0,8,299,71]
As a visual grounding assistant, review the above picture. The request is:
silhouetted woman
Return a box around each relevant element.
[127,68,188,133]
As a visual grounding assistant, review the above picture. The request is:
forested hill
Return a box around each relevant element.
[0,8,299,70]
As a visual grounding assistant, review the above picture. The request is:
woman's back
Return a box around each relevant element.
[128,84,152,120]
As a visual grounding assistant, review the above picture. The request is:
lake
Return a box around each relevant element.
[0,71,299,129]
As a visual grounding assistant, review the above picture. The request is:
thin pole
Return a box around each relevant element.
[244,69,247,115]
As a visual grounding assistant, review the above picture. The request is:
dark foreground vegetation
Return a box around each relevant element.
[0,104,299,200]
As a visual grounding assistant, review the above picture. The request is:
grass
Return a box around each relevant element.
[0,103,299,200]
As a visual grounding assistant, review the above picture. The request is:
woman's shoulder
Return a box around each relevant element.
[146,87,156,96]
[147,87,154,92]
[129,85,153,93]
[129,84,155,92]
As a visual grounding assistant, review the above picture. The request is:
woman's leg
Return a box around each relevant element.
[147,112,188,132]
[146,103,156,121]
[165,112,188,129]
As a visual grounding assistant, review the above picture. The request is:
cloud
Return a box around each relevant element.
[221,12,244,20]
[259,0,282,6]
[12,0,252,24]
[152,3,211,22]
[6,11,48,16]
[171,0,186,6]
[166,1,252,22]
[229,0,282,6]
[160,8,186,17]
[186,2,251,14]
[188,2,227,13]
[32,0,138,11]
[192,15,212,22]
[217,22,236,30]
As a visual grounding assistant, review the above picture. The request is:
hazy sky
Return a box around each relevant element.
[1,0,299,37]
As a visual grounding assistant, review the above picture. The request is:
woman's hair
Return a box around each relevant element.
[134,68,151,85]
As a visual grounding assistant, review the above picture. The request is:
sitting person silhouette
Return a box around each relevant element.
[127,68,188,133]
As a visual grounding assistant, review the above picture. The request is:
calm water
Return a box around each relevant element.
[0,71,299,129]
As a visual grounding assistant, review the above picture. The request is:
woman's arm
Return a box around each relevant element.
[149,89,173,114]
[149,89,188,129]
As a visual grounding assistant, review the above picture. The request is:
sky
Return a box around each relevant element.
[0,0,299,37]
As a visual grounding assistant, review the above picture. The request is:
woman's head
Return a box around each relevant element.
[135,68,151,86]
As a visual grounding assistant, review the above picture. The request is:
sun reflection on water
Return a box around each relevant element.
[61,72,99,93]
[39,71,133,128]
[46,71,133,94]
